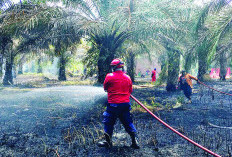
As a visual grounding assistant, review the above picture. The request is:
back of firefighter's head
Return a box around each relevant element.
[110,58,124,72]
[181,70,186,76]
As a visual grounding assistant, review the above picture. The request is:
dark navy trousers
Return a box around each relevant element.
[182,84,192,100]
[103,102,136,136]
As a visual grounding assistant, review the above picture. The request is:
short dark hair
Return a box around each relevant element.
[181,70,186,75]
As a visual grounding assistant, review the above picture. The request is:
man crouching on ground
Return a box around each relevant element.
[98,58,139,149]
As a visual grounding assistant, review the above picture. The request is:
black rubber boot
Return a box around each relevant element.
[129,132,140,149]
[97,133,112,148]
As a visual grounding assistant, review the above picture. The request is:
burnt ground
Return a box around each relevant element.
[0,80,232,156]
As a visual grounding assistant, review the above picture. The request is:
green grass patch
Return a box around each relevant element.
[131,101,162,113]
[177,96,185,104]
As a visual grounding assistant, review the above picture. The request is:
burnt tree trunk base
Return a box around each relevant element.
[126,51,135,83]
[219,49,226,81]
[198,61,207,81]
[166,50,180,92]
[220,75,226,81]
[97,52,114,84]
[0,65,3,78]
[166,84,176,92]
[58,54,66,81]
[37,58,42,73]
[3,60,13,85]
[0,54,3,78]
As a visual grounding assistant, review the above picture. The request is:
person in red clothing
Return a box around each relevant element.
[151,68,156,82]
[98,58,139,149]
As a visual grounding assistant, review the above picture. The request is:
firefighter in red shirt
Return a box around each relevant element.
[151,68,156,82]
[98,59,139,149]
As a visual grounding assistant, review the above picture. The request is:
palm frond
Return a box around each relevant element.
[195,0,232,35]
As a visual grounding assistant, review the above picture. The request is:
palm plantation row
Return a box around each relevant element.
[0,0,231,89]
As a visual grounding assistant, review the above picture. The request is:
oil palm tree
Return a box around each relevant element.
[0,3,63,84]
[209,4,232,80]
[127,0,198,91]
[0,1,99,84]
[194,0,232,80]
[83,23,132,83]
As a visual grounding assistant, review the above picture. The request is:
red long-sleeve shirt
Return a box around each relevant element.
[152,70,156,82]
[103,70,132,104]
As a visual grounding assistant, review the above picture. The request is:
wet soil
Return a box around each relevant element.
[0,81,232,156]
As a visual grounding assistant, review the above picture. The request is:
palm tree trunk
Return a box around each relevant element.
[219,50,226,80]
[166,51,180,91]
[37,58,43,73]
[58,53,66,81]
[184,53,192,73]
[3,54,14,85]
[18,63,23,74]
[197,44,208,81]
[17,54,26,74]
[97,56,105,84]
[198,59,207,81]
[97,50,113,84]
[0,54,3,78]
[126,51,135,82]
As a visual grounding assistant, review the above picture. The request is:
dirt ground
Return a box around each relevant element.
[0,77,232,157]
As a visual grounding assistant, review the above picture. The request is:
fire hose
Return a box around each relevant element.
[130,95,221,157]
[198,80,232,96]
